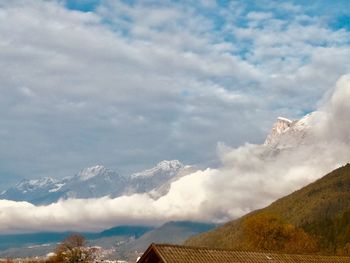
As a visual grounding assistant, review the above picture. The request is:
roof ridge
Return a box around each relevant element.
[152,243,350,258]
[154,243,284,254]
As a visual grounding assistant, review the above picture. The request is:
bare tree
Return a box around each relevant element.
[50,234,98,263]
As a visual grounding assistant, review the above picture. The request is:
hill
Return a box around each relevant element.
[121,221,216,252]
[185,163,350,255]
[113,221,216,261]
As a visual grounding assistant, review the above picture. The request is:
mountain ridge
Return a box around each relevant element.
[0,160,189,205]
[0,112,314,205]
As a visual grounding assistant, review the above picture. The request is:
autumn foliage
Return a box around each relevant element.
[242,213,317,253]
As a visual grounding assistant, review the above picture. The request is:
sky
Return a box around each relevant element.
[0,0,350,187]
[0,0,350,233]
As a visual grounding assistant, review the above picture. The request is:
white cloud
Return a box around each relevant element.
[246,11,273,21]
[0,169,214,233]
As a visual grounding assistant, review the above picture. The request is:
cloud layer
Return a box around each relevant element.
[1,0,350,186]
[1,75,350,233]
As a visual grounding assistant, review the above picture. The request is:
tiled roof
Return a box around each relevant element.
[140,243,350,263]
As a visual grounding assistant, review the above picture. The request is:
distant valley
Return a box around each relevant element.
[0,221,216,261]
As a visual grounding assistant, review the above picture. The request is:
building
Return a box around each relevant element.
[137,243,350,263]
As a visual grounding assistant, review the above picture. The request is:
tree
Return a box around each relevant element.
[49,234,99,263]
[242,212,317,253]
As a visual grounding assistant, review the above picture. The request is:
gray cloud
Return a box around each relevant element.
[0,0,349,189]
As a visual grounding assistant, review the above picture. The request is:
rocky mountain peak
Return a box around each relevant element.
[131,160,184,178]
[77,165,107,181]
[156,160,183,170]
[16,177,57,191]
[264,117,293,146]
[264,113,316,149]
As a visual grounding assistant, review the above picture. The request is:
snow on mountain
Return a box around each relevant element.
[0,110,320,206]
[0,177,59,204]
[264,117,293,146]
[131,160,183,178]
[148,165,197,199]
[0,160,188,205]
[264,113,315,150]
[16,177,58,192]
[128,160,193,198]
[57,167,128,200]
[48,183,65,193]
[78,165,107,181]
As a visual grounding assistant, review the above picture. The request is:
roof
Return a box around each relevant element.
[138,243,350,263]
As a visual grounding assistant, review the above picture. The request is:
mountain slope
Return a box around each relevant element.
[0,166,128,204]
[121,221,216,252]
[186,163,350,254]
[114,221,217,261]
[0,160,189,204]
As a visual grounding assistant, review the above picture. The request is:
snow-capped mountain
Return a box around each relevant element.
[0,160,189,205]
[264,113,316,150]
[131,160,183,178]
[78,165,107,181]
[127,160,184,194]
[1,177,60,204]
[129,160,195,198]
[1,114,316,205]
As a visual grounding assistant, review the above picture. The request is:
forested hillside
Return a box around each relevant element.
[186,164,350,255]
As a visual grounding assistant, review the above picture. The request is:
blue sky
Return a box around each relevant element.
[65,0,101,12]
[0,0,350,188]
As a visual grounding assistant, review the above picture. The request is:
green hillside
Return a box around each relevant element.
[185,164,350,255]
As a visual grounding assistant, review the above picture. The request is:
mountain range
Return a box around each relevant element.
[0,160,193,204]
[0,114,313,205]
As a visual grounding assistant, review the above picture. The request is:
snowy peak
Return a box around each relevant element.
[277,117,292,125]
[16,177,57,192]
[127,160,187,197]
[292,113,313,131]
[131,160,184,178]
[156,160,184,171]
[264,113,315,149]
[264,117,293,146]
[0,160,189,204]
[77,165,106,181]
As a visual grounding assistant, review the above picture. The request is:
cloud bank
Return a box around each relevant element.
[1,75,350,233]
